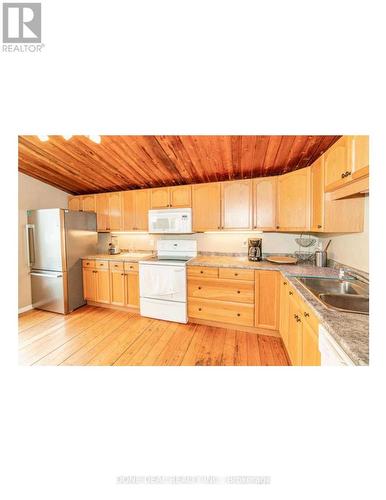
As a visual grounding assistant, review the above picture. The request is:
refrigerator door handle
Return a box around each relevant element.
[30,272,63,278]
[26,224,36,267]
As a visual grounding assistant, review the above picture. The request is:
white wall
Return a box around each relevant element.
[18,173,70,311]
[320,195,369,272]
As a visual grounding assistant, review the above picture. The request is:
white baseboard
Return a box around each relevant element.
[18,304,33,314]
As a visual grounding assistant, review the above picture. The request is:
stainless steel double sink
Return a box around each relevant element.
[296,277,369,315]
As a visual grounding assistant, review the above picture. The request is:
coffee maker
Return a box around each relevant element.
[248,238,262,261]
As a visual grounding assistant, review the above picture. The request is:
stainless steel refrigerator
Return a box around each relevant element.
[26,209,97,314]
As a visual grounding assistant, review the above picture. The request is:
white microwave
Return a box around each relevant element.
[148,208,192,234]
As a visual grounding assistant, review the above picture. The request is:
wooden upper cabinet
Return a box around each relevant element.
[135,190,151,230]
[324,136,353,191]
[352,135,369,179]
[68,196,81,211]
[150,187,169,208]
[122,191,136,230]
[150,185,191,208]
[122,189,150,231]
[82,195,96,212]
[192,182,221,231]
[95,193,109,232]
[108,192,123,231]
[253,177,276,230]
[169,185,191,208]
[221,179,252,230]
[277,167,311,231]
[311,156,324,231]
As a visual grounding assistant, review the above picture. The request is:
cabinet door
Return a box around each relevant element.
[311,157,324,231]
[302,319,321,366]
[135,190,150,231]
[122,191,135,231]
[96,194,109,232]
[352,135,369,179]
[68,197,81,211]
[277,167,310,231]
[170,185,191,208]
[253,177,277,230]
[82,195,96,212]
[150,187,170,208]
[125,272,139,307]
[255,270,280,330]
[96,269,110,303]
[83,268,96,300]
[110,270,125,306]
[221,180,252,230]
[108,192,122,231]
[287,294,302,366]
[324,136,353,191]
[279,279,290,348]
[192,182,221,231]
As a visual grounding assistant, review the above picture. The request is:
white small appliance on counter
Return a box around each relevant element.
[139,239,197,323]
[148,208,192,234]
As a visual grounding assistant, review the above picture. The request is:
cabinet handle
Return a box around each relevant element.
[294,314,298,319]
[304,312,310,317]
[296,317,301,323]
[237,290,241,294]
[217,226,221,229]
[198,286,202,290]
[200,270,204,274]
[283,282,287,285]
[347,171,351,176]
[198,307,202,311]
[121,273,124,276]
[317,224,322,228]
[234,273,238,276]
[341,172,345,179]
[276,225,280,229]
[289,291,293,295]
[237,313,241,317]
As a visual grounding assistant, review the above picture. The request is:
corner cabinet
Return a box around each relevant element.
[221,179,252,230]
[277,167,311,231]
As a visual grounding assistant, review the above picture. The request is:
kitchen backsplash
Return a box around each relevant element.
[97,231,321,255]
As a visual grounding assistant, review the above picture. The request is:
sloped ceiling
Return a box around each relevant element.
[18,135,340,194]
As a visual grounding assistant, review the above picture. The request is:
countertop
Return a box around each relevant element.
[81,253,153,262]
[187,255,369,365]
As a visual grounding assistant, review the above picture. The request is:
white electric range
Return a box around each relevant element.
[139,240,197,324]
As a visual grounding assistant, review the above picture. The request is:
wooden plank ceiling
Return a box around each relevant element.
[18,135,341,195]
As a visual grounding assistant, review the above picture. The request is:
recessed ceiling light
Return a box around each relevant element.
[37,135,49,141]
[63,135,72,140]
[89,135,101,144]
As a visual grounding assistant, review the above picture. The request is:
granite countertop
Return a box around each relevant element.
[82,253,153,262]
[188,255,369,366]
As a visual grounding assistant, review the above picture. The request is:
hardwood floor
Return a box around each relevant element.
[18,306,290,366]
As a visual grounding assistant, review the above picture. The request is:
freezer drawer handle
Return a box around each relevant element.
[30,272,63,278]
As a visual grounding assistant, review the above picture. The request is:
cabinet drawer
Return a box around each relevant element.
[82,259,95,268]
[188,298,254,327]
[218,267,254,281]
[188,278,254,303]
[187,266,218,278]
[124,262,139,273]
[109,261,124,271]
[95,260,109,270]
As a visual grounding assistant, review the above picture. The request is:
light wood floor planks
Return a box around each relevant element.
[18,306,290,366]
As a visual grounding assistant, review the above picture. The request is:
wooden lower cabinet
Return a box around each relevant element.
[279,281,321,366]
[188,298,254,327]
[125,271,139,308]
[188,266,255,328]
[82,260,139,309]
[255,270,280,330]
